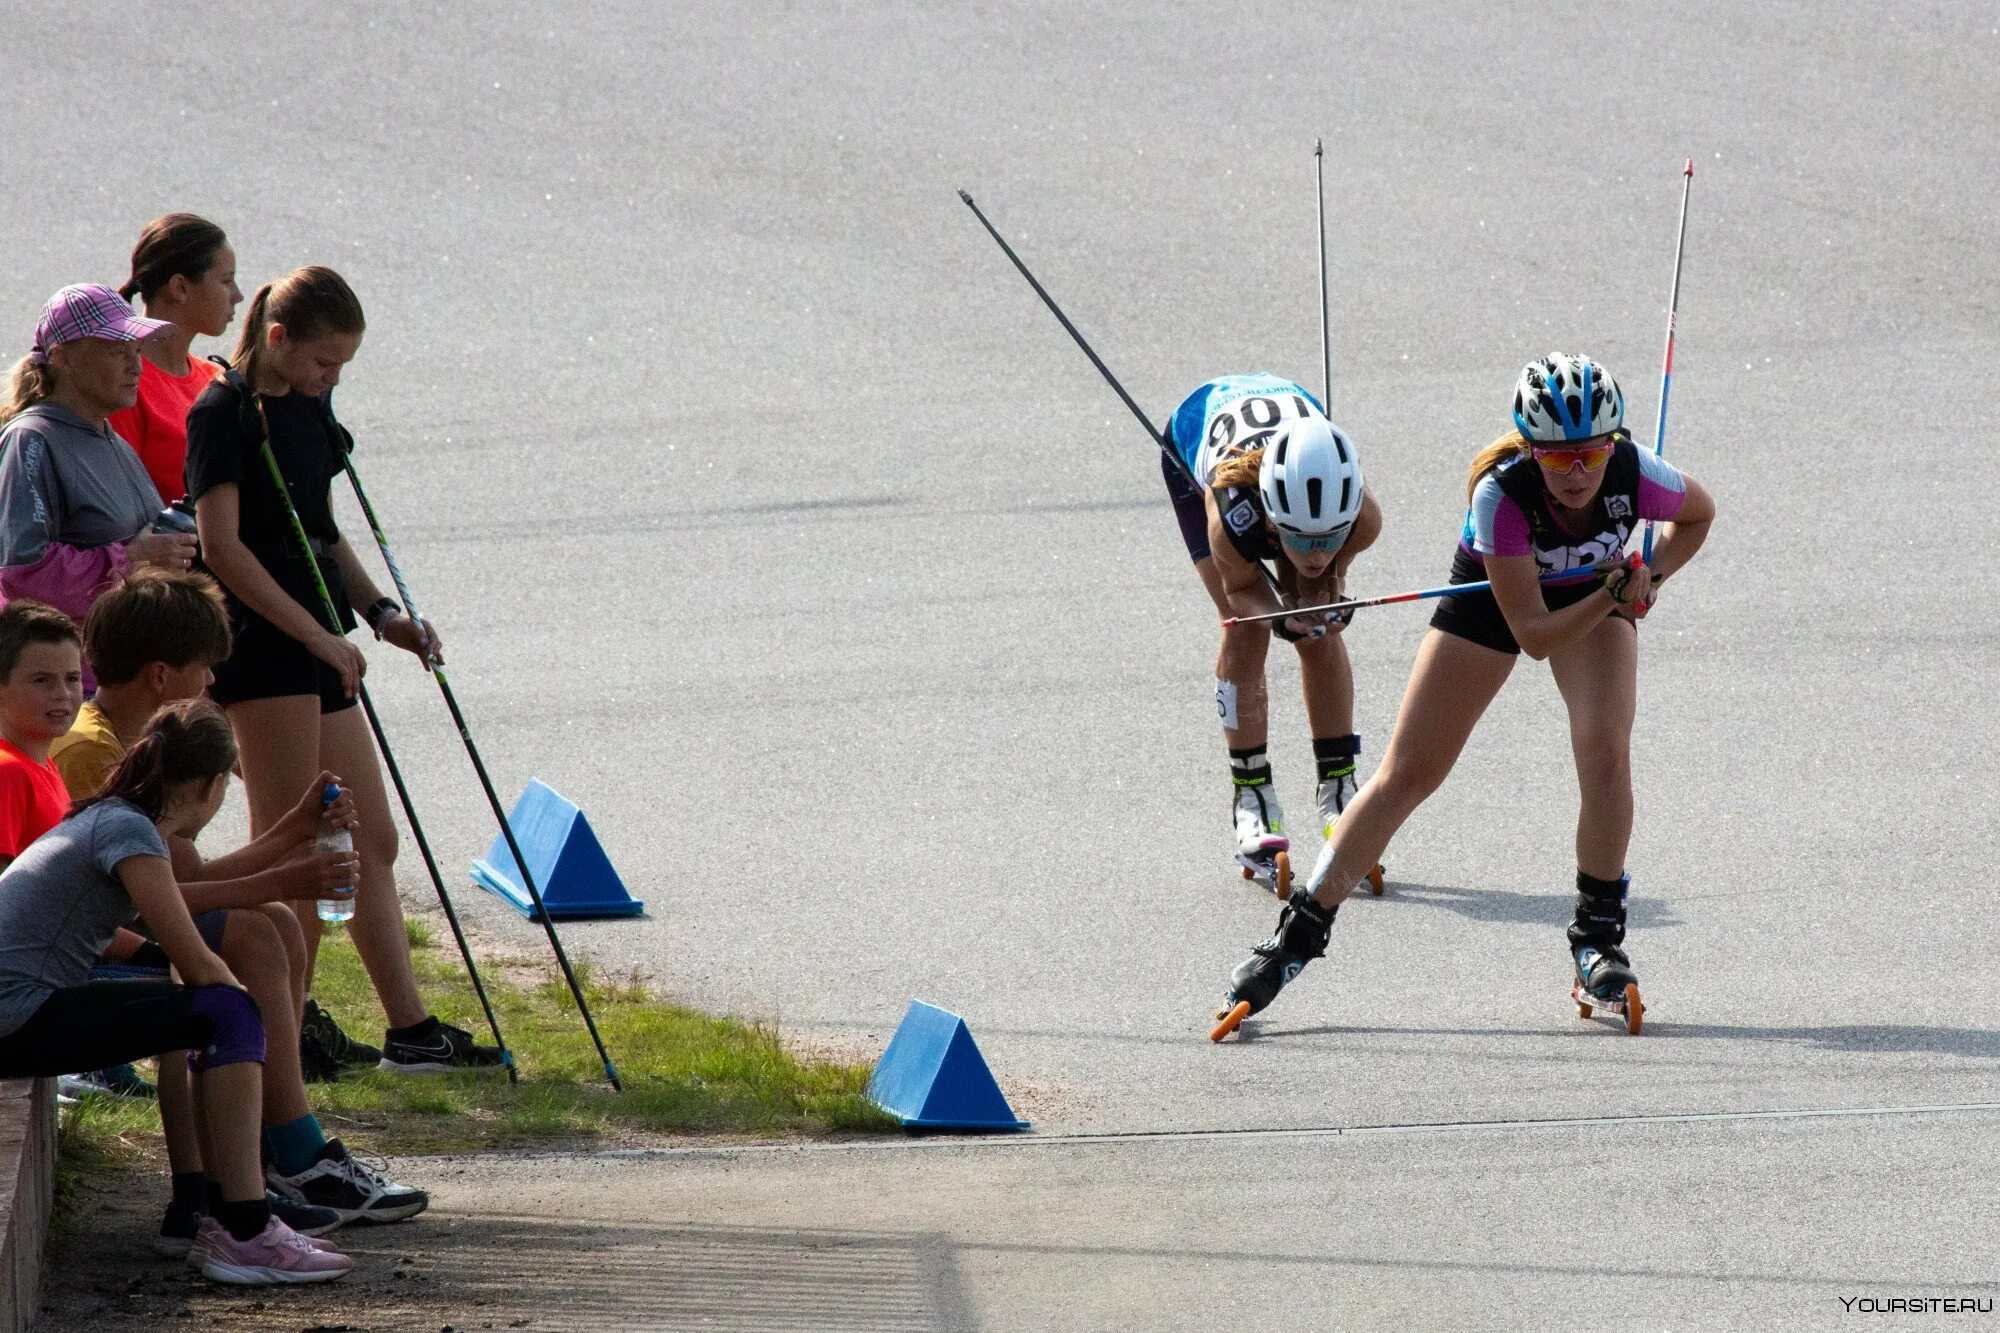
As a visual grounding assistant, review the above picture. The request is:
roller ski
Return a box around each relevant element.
[1567,872,1644,1035]
[1316,767,1384,898]
[1209,889,1335,1042]
[1231,779,1291,898]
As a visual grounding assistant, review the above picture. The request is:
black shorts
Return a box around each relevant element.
[0,980,259,1078]
[209,557,358,715]
[1428,547,1607,655]
[1161,450,1210,563]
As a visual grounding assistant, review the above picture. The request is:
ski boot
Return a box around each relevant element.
[1209,889,1336,1041]
[1313,735,1384,896]
[1232,780,1290,898]
[1568,872,1644,1035]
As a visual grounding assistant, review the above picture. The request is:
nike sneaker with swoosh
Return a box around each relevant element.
[378,1017,507,1074]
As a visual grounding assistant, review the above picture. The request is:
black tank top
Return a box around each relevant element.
[1211,484,1281,564]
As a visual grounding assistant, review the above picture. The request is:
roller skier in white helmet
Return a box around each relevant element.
[1159,373,1381,896]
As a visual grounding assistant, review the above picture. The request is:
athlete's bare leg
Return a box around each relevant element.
[1547,616,1639,881]
[1292,627,1354,739]
[1197,556,1272,750]
[1307,629,1515,906]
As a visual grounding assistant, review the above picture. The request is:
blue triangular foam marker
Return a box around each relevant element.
[470,779,644,921]
[865,1000,1028,1131]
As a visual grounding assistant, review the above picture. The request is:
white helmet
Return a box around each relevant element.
[1258,414,1363,553]
[1512,353,1624,442]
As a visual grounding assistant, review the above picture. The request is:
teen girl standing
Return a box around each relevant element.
[110,213,243,503]
[1214,354,1715,1035]
[185,265,499,1073]
[1160,373,1380,890]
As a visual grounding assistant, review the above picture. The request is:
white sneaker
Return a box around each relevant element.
[1232,781,1288,856]
[267,1139,429,1225]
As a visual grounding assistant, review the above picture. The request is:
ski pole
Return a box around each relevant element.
[1313,138,1333,414]
[338,455,622,1091]
[1643,158,1695,566]
[1221,561,1621,627]
[960,186,1289,599]
[958,187,1195,488]
[245,407,516,1082]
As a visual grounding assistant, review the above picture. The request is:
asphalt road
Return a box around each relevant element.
[6,2,1996,1327]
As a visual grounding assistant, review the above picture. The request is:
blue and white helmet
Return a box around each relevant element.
[1512,353,1624,442]
[1258,414,1364,553]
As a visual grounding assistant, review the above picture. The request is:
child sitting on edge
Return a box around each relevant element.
[56,569,428,1253]
[0,699,350,1284]
[0,600,82,870]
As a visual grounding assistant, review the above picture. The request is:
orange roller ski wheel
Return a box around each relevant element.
[1210,1000,1252,1043]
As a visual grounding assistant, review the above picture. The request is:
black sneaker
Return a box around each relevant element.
[154,1196,202,1258]
[378,1017,506,1074]
[268,1189,342,1237]
[266,1140,428,1225]
[301,998,384,1074]
[156,1190,338,1259]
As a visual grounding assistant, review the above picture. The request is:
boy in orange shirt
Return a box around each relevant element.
[0,601,83,866]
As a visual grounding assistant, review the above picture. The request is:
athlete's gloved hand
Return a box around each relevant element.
[1603,556,1655,619]
[1273,614,1327,642]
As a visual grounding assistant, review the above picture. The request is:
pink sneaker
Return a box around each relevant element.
[194,1216,353,1285]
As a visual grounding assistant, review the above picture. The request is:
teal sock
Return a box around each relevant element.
[262,1113,329,1177]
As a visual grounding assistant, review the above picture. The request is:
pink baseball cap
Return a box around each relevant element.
[30,284,171,363]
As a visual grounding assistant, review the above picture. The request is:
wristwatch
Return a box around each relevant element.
[362,597,401,637]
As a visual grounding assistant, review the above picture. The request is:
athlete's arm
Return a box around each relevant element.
[1205,492,1286,623]
[1643,475,1714,585]
[1487,554,1628,661]
[329,524,442,662]
[1333,486,1383,582]
[194,483,333,647]
[117,854,236,990]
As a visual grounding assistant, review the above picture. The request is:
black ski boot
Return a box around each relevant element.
[1568,872,1644,1034]
[1210,889,1336,1040]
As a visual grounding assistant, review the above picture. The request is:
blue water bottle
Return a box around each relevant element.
[315,783,356,924]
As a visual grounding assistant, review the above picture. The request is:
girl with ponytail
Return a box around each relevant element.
[0,699,356,1283]
[186,267,498,1075]
[108,214,243,503]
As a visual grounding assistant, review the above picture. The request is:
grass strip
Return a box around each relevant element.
[59,918,894,1171]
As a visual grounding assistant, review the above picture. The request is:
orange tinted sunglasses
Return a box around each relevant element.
[1530,442,1616,472]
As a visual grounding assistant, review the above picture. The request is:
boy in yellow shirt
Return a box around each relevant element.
[53,570,230,796]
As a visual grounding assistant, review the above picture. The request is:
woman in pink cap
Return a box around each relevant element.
[0,284,199,639]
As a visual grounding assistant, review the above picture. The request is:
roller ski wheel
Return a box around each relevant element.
[1572,981,1644,1035]
[1236,848,1291,898]
[1209,1000,1252,1042]
[1570,942,1643,1035]
[1208,890,1335,1043]
[1366,864,1385,897]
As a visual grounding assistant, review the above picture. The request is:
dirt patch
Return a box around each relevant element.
[39,1162,540,1332]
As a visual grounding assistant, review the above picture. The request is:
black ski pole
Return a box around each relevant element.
[338,456,622,1091]
[957,188,1197,489]
[960,186,1293,602]
[353,687,516,1081]
[243,406,516,1080]
[1313,138,1333,414]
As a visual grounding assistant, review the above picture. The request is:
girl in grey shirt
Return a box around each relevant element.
[0,698,351,1284]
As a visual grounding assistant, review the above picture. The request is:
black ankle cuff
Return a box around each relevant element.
[1576,871,1627,901]
[215,1197,272,1243]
